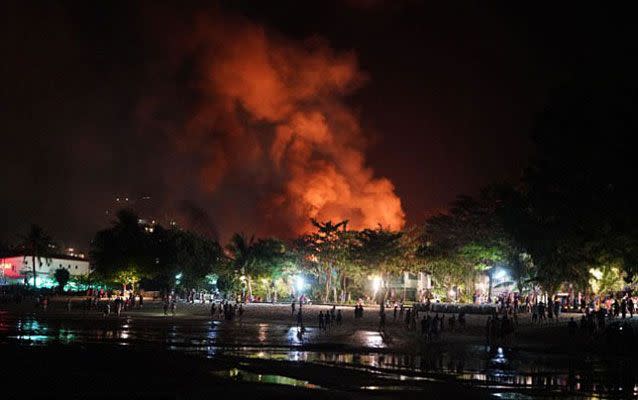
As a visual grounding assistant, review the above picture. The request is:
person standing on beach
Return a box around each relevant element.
[163,299,169,316]
[336,309,342,326]
[291,300,296,316]
[297,309,303,328]
[170,299,176,316]
[379,309,386,331]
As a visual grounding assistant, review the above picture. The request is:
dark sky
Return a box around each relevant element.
[2,1,636,250]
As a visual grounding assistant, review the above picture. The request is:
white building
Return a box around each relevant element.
[0,254,90,287]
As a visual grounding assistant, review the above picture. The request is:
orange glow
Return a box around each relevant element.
[147,11,405,235]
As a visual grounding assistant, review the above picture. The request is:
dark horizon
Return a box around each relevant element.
[2,1,637,249]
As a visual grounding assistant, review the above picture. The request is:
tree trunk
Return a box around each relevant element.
[488,269,493,301]
[31,254,37,288]
[402,272,407,302]
[324,267,331,303]
[247,276,253,302]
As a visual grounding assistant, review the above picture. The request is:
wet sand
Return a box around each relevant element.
[0,299,605,353]
[2,299,638,398]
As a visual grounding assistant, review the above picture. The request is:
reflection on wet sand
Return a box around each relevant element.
[1,311,637,396]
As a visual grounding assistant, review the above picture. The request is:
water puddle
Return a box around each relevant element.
[212,367,323,389]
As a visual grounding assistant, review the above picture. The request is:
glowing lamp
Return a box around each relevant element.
[295,276,305,292]
[372,276,383,292]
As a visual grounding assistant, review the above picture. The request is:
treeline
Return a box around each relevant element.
[6,84,638,301]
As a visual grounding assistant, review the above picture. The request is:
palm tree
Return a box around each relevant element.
[226,234,285,303]
[226,233,255,302]
[20,225,54,288]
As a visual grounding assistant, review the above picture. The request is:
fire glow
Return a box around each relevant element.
[142,10,405,237]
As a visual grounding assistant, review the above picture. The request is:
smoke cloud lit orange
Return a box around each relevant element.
[148,11,405,236]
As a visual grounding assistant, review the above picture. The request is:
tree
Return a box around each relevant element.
[298,219,357,303]
[91,210,153,292]
[19,225,54,288]
[354,226,405,302]
[225,233,286,302]
[420,187,526,300]
[53,268,70,293]
[508,84,638,293]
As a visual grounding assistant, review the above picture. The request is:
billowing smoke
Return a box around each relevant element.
[142,10,405,238]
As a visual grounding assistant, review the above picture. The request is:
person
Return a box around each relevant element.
[336,309,343,325]
[170,299,176,316]
[458,312,466,330]
[296,309,303,328]
[163,298,169,316]
[66,299,72,312]
[210,302,216,319]
[379,309,386,331]
[291,300,296,316]
[405,308,411,329]
[449,314,456,332]
[103,302,111,318]
[117,297,124,316]
[621,298,627,319]
[393,305,398,322]
[485,316,492,345]
[238,303,244,319]
[568,317,577,337]
[421,316,428,336]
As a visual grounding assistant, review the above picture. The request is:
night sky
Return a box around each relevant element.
[2,1,636,249]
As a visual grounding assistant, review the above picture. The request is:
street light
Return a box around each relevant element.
[295,276,305,293]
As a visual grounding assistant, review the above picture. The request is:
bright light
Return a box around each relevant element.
[448,288,456,298]
[493,268,508,280]
[589,268,603,280]
[295,276,305,292]
[372,276,383,292]
[175,273,183,280]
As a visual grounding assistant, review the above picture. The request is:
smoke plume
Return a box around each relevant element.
[143,10,405,238]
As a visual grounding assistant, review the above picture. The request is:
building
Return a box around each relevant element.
[386,270,432,301]
[0,253,91,288]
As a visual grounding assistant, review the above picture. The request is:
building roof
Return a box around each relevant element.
[0,253,88,262]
